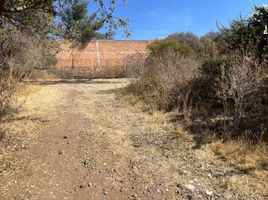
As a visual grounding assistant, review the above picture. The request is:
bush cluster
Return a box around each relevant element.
[126,5,268,143]
[0,28,57,124]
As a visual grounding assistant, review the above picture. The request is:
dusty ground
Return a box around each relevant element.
[0,79,267,200]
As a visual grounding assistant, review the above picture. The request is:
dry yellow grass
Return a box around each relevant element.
[123,91,268,197]
[210,141,268,195]
[1,83,64,174]
[211,141,268,171]
[17,85,41,96]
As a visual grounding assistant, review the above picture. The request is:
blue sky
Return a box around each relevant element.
[98,0,267,40]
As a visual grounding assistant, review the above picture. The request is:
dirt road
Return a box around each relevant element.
[0,79,266,200]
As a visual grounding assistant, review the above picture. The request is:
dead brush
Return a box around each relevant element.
[124,53,148,78]
[0,78,17,120]
[216,51,268,141]
[125,40,201,119]
[124,39,268,145]
[0,27,55,138]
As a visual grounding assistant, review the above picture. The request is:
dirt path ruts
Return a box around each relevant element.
[0,79,266,200]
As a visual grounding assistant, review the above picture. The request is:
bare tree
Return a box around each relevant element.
[217,51,264,136]
[140,46,200,119]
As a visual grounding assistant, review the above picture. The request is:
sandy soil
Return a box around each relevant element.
[0,79,267,200]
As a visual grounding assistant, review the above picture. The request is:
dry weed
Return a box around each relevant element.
[211,141,268,172]
[210,141,268,195]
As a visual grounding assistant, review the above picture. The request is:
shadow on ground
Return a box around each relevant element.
[23,79,124,86]
[95,88,125,95]
[2,115,49,123]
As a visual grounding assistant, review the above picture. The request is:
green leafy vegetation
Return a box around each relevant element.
[59,0,107,41]
[147,39,193,57]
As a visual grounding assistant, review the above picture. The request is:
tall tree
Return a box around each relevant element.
[59,0,107,41]
[0,0,129,38]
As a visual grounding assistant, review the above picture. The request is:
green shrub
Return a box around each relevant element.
[220,5,268,59]
[167,32,201,53]
[199,57,228,78]
[147,39,193,57]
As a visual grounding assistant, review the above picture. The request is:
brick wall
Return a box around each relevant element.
[55,40,151,77]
